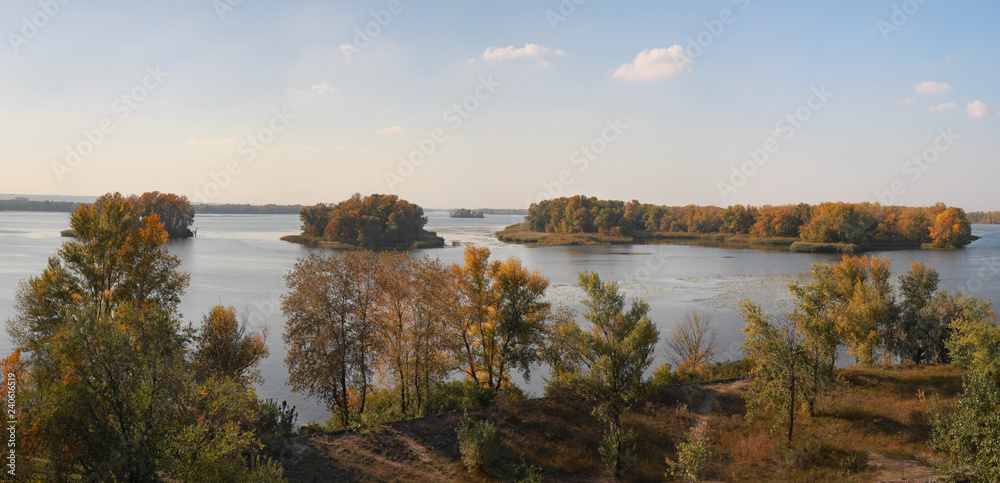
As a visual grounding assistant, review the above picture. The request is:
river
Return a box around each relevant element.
[2,211,998,424]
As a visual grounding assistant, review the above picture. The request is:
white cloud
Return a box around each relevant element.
[311,82,336,94]
[967,100,990,118]
[901,98,915,105]
[914,81,952,95]
[928,102,957,112]
[481,43,564,63]
[613,46,692,81]
[380,126,403,133]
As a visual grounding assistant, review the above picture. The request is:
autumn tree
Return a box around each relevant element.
[789,255,896,366]
[192,305,270,387]
[450,245,551,393]
[131,191,196,239]
[562,271,660,475]
[6,193,280,481]
[374,253,455,415]
[929,206,973,248]
[282,250,382,427]
[740,301,818,445]
[667,308,717,372]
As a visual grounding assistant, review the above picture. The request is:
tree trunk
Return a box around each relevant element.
[787,374,795,444]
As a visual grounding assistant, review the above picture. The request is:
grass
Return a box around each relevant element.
[789,241,860,253]
[280,231,446,249]
[704,364,965,481]
[496,224,634,246]
[264,364,965,482]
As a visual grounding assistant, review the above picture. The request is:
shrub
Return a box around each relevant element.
[598,423,637,476]
[666,424,711,482]
[255,399,298,443]
[456,413,498,472]
[422,380,496,416]
[789,241,859,253]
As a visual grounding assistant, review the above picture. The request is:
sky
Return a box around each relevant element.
[1,0,997,209]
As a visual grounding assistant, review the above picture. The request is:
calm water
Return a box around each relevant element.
[2,210,998,424]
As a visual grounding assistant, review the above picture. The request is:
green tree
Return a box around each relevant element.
[567,271,660,475]
[930,371,1000,482]
[740,301,817,444]
[944,295,1000,375]
[6,193,279,481]
[891,261,945,363]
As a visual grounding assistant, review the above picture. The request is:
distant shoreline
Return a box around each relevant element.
[495,223,975,253]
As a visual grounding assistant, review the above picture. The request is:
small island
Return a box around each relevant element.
[449,208,485,218]
[61,191,196,239]
[497,196,976,252]
[283,193,445,249]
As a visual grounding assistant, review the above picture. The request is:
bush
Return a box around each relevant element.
[666,424,710,482]
[350,388,406,432]
[599,424,637,476]
[255,399,298,443]
[789,241,859,253]
[422,380,496,416]
[930,371,1000,481]
[456,413,498,472]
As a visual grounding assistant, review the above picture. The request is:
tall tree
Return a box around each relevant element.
[891,261,943,363]
[451,245,551,393]
[6,194,278,481]
[740,301,817,445]
[567,271,660,475]
[373,253,454,415]
[282,250,381,427]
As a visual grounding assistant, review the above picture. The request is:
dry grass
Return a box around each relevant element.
[702,364,964,482]
[265,364,965,482]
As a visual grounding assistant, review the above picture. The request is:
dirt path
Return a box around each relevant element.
[869,453,942,482]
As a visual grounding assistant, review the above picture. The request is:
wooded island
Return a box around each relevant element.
[498,196,975,252]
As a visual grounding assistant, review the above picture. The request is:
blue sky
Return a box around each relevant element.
[1,0,997,209]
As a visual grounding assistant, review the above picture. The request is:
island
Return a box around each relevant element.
[449,208,485,218]
[61,191,196,239]
[497,196,976,252]
[282,193,445,249]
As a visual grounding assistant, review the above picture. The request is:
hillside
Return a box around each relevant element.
[264,364,964,482]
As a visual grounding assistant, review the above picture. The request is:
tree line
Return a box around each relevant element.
[295,193,444,248]
[968,210,1000,224]
[525,197,974,248]
[281,245,662,475]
